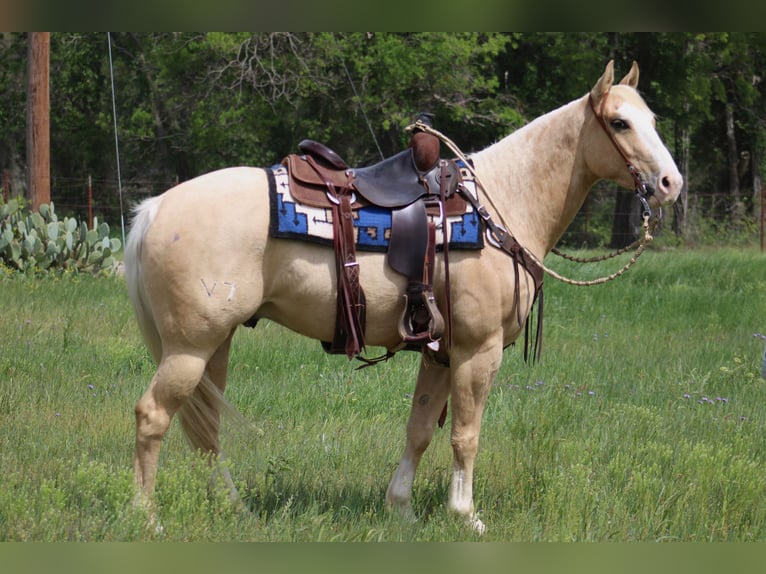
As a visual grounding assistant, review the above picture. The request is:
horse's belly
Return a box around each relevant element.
[259,241,406,348]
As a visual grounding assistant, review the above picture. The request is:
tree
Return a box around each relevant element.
[0,33,27,199]
[6,32,766,243]
[669,33,766,235]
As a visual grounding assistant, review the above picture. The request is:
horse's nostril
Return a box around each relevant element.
[661,176,670,190]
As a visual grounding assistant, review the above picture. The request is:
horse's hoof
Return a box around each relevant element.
[386,501,418,523]
[468,514,486,535]
[150,516,165,536]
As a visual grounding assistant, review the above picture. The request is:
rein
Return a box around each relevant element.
[542,92,658,281]
[406,89,658,288]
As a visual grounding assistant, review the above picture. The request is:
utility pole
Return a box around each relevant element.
[26,32,50,211]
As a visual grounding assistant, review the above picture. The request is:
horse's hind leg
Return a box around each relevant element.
[133,351,208,504]
[386,353,451,517]
[179,331,242,503]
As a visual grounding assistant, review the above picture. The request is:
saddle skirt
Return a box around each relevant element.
[269,159,484,252]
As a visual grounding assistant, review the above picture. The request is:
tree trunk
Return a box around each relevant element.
[26,32,50,211]
[725,102,745,224]
[673,118,690,236]
[609,189,637,249]
[725,103,739,199]
[752,147,762,221]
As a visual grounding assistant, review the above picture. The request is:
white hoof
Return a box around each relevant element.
[132,491,164,535]
[468,515,486,535]
[150,515,165,536]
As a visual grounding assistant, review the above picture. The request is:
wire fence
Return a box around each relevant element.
[4,172,766,250]
[2,173,173,229]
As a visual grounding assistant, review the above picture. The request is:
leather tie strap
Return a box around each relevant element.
[439,160,453,351]
[333,193,366,358]
[458,177,545,362]
[304,154,367,358]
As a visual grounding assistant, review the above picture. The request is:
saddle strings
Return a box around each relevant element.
[405,120,657,287]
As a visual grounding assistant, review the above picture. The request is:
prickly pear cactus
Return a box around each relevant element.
[0,196,121,275]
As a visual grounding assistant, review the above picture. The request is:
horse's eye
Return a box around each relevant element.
[610,119,629,131]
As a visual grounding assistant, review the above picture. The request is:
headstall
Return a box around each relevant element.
[588,91,656,220]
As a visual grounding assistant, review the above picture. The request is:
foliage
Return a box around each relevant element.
[2,32,766,245]
[0,195,121,275]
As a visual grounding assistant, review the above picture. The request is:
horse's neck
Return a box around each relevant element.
[471,96,596,258]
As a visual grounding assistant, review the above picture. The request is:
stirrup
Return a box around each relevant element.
[397,288,445,344]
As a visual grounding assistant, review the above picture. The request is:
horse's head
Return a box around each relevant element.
[586,60,683,209]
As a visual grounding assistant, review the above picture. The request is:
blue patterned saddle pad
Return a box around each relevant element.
[267,164,483,252]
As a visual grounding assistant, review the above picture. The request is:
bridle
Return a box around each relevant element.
[407,101,660,290]
[588,90,655,220]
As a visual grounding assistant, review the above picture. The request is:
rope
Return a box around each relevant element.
[405,120,656,287]
[405,121,513,233]
[551,234,647,263]
[534,215,654,286]
[550,208,661,264]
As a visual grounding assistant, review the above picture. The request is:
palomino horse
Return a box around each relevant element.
[124,61,682,532]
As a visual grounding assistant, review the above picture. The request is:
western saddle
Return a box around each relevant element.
[281,115,464,360]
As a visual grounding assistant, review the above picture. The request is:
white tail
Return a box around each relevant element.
[124,197,164,363]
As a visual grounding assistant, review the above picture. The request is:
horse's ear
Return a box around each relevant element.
[619,61,640,88]
[590,60,614,104]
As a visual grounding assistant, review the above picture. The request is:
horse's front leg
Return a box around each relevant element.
[386,352,451,518]
[447,338,503,534]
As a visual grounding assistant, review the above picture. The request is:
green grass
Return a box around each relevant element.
[1,247,765,541]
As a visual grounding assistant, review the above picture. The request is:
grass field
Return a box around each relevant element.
[1,246,765,541]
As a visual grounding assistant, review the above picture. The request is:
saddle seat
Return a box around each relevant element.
[282,136,463,359]
[293,139,459,209]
